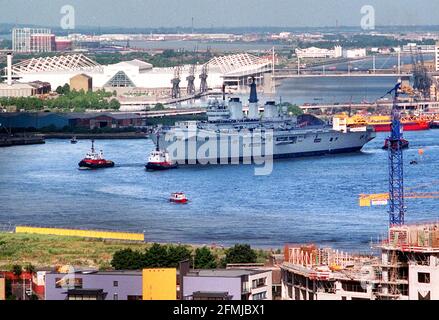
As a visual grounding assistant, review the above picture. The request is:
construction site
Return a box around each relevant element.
[281,79,439,301]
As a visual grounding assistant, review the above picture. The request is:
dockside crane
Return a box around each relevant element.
[199,64,209,93]
[171,66,181,99]
[186,65,196,95]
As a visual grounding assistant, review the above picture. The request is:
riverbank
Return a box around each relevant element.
[42,132,149,140]
[0,232,271,270]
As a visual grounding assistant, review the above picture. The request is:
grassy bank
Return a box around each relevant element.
[0,232,271,270]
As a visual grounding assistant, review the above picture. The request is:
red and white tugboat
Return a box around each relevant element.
[170,192,188,204]
[78,140,115,169]
[145,134,178,171]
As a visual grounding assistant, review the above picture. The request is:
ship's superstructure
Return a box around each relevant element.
[152,82,376,165]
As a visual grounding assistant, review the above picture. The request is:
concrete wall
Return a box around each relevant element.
[183,276,241,300]
[45,273,142,300]
[409,255,439,300]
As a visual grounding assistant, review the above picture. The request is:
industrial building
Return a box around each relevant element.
[45,270,143,300]
[281,223,439,300]
[296,46,343,59]
[0,53,51,97]
[8,53,272,94]
[70,74,93,92]
[0,112,145,130]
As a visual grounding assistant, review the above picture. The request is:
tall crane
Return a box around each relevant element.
[199,64,208,93]
[186,65,196,95]
[385,81,405,226]
[171,66,181,99]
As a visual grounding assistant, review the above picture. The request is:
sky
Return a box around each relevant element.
[0,0,438,29]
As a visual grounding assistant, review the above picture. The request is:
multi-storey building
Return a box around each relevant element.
[281,223,439,300]
[12,28,54,53]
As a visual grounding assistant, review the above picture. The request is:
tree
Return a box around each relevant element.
[167,245,192,268]
[62,83,71,95]
[279,102,303,116]
[24,264,36,274]
[111,249,143,270]
[153,103,165,111]
[143,243,170,268]
[109,98,121,110]
[194,247,217,269]
[225,244,257,265]
[11,264,22,277]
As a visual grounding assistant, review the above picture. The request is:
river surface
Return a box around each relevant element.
[1,129,439,252]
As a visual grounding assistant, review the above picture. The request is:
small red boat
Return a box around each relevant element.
[78,140,115,169]
[382,138,409,150]
[170,193,188,204]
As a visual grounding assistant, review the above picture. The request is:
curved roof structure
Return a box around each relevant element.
[206,53,271,76]
[12,54,102,74]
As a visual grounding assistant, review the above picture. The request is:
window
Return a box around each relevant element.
[113,281,119,287]
[314,138,322,143]
[127,295,142,301]
[252,292,267,301]
[113,293,118,301]
[418,272,430,283]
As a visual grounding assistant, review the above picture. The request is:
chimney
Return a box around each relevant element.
[7,53,12,86]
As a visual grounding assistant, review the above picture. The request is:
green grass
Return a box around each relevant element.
[0,232,274,270]
[0,232,152,270]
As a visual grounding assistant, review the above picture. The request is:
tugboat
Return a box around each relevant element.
[78,140,115,169]
[145,133,178,171]
[170,193,188,204]
[71,136,78,144]
[382,138,409,150]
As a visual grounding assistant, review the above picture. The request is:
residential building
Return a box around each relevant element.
[435,41,439,72]
[182,269,272,301]
[12,28,54,53]
[45,270,143,300]
[281,223,439,300]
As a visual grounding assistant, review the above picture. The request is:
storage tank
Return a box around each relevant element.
[263,101,279,119]
[229,98,243,120]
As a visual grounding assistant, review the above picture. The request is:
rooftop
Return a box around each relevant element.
[192,269,268,278]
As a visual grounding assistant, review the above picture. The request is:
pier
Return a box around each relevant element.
[0,134,45,147]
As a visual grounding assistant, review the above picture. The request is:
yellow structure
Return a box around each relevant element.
[359,192,439,207]
[142,269,176,300]
[70,73,93,92]
[15,226,144,242]
[0,277,5,300]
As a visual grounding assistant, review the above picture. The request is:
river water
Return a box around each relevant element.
[1,128,438,252]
